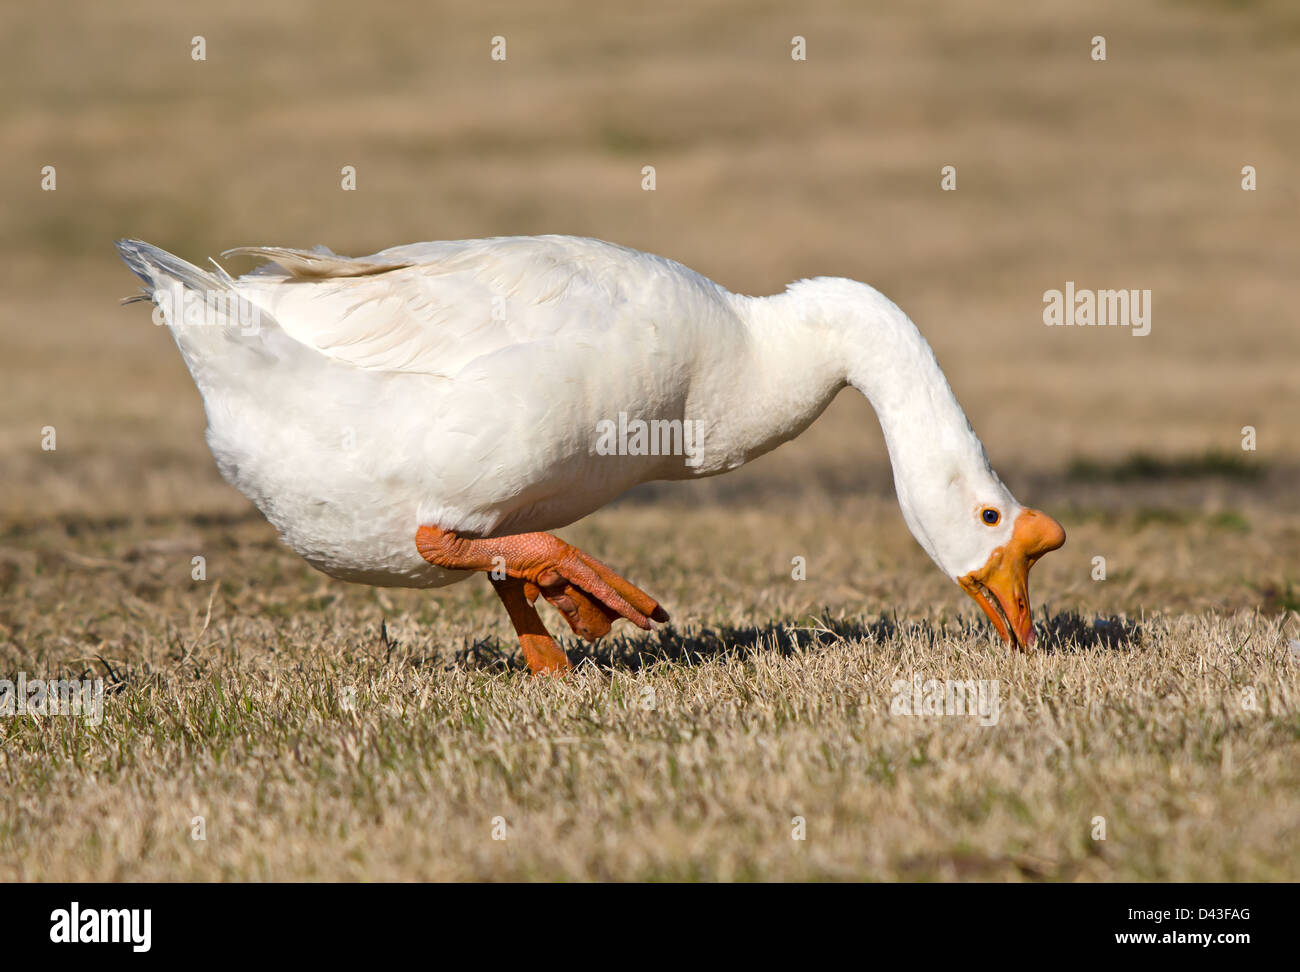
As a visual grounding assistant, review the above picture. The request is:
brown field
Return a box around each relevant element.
[1,0,1298,880]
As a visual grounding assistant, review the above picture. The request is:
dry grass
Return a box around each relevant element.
[2,493,1298,881]
[1,0,1299,880]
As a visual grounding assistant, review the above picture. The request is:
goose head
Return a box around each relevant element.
[889,435,1066,650]
[956,508,1066,649]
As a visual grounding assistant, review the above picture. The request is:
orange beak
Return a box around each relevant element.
[958,508,1066,649]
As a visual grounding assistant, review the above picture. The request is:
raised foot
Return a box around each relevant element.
[528,543,670,640]
[415,525,669,675]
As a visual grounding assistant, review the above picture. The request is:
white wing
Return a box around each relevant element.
[225,235,707,377]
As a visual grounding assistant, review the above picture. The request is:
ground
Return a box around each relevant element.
[1,0,1298,880]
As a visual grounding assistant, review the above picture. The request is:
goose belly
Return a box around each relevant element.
[199,383,466,588]
[195,391,638,588]
[191,349,701,587]
[213,436,466,589]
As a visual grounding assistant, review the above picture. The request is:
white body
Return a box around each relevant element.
[118,235,1021,591]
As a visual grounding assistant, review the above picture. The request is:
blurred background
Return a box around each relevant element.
[1,0,1297,609]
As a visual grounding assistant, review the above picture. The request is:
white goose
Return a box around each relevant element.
[117,235,1065,673]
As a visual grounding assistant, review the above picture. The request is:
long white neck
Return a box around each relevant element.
[718,277,1008,569]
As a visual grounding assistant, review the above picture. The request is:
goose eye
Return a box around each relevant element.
[980,507,1001,526]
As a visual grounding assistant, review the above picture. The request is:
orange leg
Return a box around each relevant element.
[415,525,670,674]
